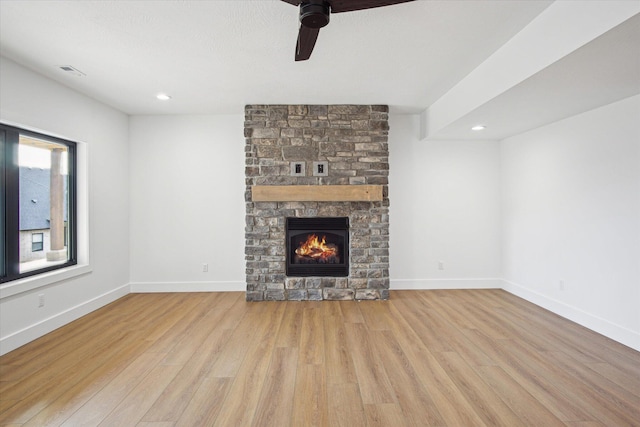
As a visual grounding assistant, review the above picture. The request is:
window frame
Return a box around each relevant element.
[31,232,44,252]
[1,123,78,283]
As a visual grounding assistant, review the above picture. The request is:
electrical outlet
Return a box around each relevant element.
[438,261,444,270]
[203,264,209,273]
[290,162,305,176]
[38,294,45,308]
[559,280,565,290]
[313,161,328,176]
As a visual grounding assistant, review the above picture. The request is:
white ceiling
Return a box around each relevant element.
[1,0,638,140]
[433,11,640,140]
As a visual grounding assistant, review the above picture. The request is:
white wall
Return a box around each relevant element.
[128,115,245,291]
[502,95,640,350]
[389,114,503,289]
[0,57,130,355]
[128,113,503,293]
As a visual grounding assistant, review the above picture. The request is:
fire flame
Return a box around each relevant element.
[295,234,337,259]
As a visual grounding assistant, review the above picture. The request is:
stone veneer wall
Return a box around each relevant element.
[244,105,390,301]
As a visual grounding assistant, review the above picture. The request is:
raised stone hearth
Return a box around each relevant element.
[245,105,390,301]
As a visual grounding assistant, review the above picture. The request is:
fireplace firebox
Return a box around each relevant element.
[286,217,349,277]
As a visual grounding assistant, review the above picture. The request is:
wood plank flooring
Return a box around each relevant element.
[1,290,639,426]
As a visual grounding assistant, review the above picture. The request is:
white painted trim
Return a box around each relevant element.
[0,283,129,356]
[0,264,92,300]
[75,139,90,266]
[4,277,637,356]
[130,281,245,293]
[502,280,640,352]
[391,278,503,290]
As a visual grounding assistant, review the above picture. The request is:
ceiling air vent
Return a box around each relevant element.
[59,65,85,77]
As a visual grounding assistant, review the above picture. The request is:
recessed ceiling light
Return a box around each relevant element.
[156,93,172,101]
[471,125,486,131]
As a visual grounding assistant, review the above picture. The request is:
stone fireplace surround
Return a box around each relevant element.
[245,105,390,301]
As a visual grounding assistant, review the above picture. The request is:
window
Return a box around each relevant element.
[1,123,77,283]
[32,233,44,252]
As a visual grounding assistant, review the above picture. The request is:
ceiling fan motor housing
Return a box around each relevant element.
[300,0,330,28]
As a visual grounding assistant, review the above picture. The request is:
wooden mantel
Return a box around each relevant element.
[251,185,383,202]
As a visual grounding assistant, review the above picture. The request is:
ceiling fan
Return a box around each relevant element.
[281,0,415,61]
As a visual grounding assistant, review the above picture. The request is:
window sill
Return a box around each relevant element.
[0,264,92,300]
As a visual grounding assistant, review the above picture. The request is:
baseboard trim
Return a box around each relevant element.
[4,278,637,355]
[0,283,130,356]
[502,280,640,352]
[130,281,245,293]
[391,278,503,290]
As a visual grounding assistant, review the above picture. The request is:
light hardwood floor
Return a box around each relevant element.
[1,290,639,426]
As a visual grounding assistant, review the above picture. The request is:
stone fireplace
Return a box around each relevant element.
[244,105,389,301]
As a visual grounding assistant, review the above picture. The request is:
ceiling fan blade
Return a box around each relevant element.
[329,0,414,13]
[280,0,301,6]
[295,25,320,61]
